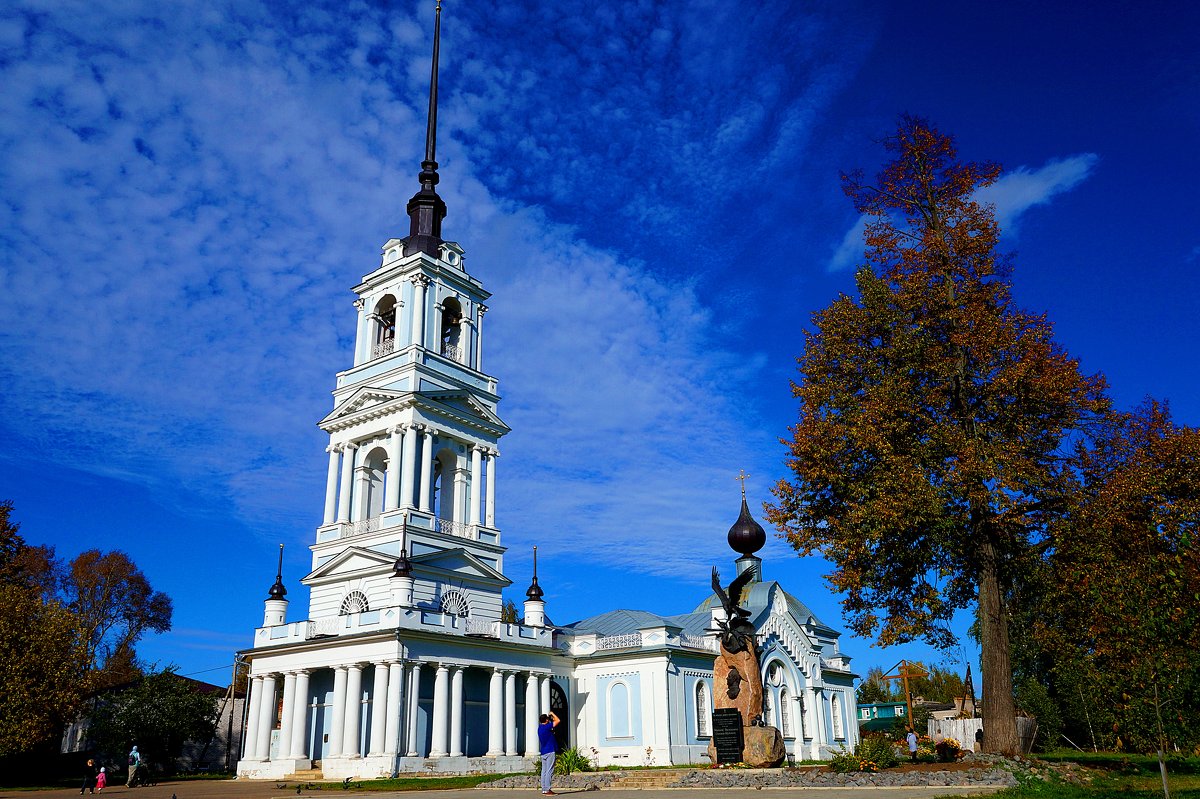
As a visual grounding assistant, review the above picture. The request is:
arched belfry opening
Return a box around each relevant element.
[359,446,389,521]
[431,448,458,523]
[371,294,398,358]
[440,296,463,360]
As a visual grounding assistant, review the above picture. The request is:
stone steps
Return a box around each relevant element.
[286,768,325,781]
[606,769,694,789]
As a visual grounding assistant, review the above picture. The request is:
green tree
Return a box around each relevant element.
[1016,677,1061,753]
[766,117,1107,754]
[501,598,519,623]
[1033,401,1200,753]
[87,670,219,772]
[856,665,895,704]
[0,501,87,756]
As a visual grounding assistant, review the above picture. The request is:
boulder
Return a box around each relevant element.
[742,725,786,768]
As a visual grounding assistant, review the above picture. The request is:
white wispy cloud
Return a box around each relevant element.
[825,153,1100,271]
[975,153,1099,231]
[0,0,807,580]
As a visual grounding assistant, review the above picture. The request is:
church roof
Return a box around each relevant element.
[691,580,838,636]
[564,607,713,638]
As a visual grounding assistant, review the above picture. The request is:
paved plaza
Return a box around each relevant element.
[0,779,1008,799]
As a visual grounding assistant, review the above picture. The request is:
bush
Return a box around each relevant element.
[554,746,591,775]
[1017,677,1063,753]
[829,734,899,772]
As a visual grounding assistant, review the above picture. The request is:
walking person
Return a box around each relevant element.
[906,727,919,763]
[537,711,560,796]
[126,745,142,787]
[79,759,98,794]
[95,767,107,793]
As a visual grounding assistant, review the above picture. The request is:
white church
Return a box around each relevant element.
[235,3,858,781]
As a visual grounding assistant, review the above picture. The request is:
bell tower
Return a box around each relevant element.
[305,0,512,623]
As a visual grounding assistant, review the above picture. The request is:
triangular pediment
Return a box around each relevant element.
[422,390,508,431]
[303,546,395,585]
[320,387,411,428]
[410,547,511,587]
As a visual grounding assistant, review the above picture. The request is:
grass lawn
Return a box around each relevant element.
[955,752,1200,799]
[292,772,529,791]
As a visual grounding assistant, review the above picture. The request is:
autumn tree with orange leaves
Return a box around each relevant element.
[1032,400,1200,754]
[766,117,1107,755]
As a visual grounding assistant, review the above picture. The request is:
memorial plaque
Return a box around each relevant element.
[712,708,744,764]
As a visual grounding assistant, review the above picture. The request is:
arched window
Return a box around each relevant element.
[440,297,464,361]
[607,681,631,738]
[440,589,471,618]
[831,693,845,740]
[359,446,388,521]
[432,450,457,522]
[695,681,710,737]
[762,688,774,728]
[780,686,793,738]
[371,295,397,359]
[340,591,369,615]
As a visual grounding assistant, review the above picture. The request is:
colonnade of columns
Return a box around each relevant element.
[353,274,488,373]
[322,434,498,531]
[242,663,552,764]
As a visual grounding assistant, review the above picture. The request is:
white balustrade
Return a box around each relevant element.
[680,633,719,652]
[596,632,642,650]
[440,342,461,361]
[466,619,500,637]
[306,617,342,639]
[340,516,380,537]
[435,517,476,539]
[372,339,395,359]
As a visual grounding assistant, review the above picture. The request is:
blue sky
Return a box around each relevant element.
[1,0,1197,687]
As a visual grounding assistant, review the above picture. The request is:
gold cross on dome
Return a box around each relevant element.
[735,469,750,498]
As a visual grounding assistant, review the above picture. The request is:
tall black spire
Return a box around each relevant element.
[267,544,287,600]
[525,545,544,600]
[405,0,448,258]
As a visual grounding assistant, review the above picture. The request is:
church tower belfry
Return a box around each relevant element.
[307,0,511,625]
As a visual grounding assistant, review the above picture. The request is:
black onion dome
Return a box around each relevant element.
[727,496,766,555]
[526,576,544,601]
[393,548,413,578]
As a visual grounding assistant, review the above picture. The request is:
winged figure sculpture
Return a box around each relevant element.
[711,566,757,654]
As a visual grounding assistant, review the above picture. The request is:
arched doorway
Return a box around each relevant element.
[549,681,569,751]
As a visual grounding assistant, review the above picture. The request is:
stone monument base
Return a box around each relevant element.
[707,725,786,768]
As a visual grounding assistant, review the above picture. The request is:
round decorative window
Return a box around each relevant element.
[340,591,369,615]
[440,589,471,618]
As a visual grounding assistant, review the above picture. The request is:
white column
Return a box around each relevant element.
[329,666,348,758]
[324,446,340,525]
[458,315,471,365]
[368,663,390,756]
[343,663,364,758]
[405,663,423,757]
[418,428,434,513]
[485,450,497,528]
[469,446,483,526]
[449,666,464,757]
[430,664,450,757]
[255,673,277,762]
[504,671,517,756]
[385,426,403,512]
[487,668,503,757]
[524,673,539,756]
[244,675,264,761]
[410,275,429,348]
[290,670,311,759]
[540,675,551,715]
[475,305,487,371]
[336,444,357,523]
[400,424,418,509]
[277,672,297,762]
[384,661,405,756]
[352,459,371,523]
[354,298,368,365]
[453,460,468,524]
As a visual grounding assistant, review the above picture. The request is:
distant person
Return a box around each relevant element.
[80,758,98,794]
[126,746,142,787]
[95,766,107,793]
[975,727,983,752]
[537,711,560,795]
[906,727,919,763]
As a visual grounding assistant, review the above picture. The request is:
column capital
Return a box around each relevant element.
[353,298,366,311]
[391,424,407,436]
[343,442,359,452]
[411,274,432,289]
[477,304,488,317]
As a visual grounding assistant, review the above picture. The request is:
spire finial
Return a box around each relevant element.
[405,0,448,257]
[735,469,750,500]
[267,544,287,600]
[526,544,544,600]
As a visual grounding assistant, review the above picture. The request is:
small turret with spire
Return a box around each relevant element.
[263,544,289,627]
[524,546,546,626]
[404,0,448,258]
